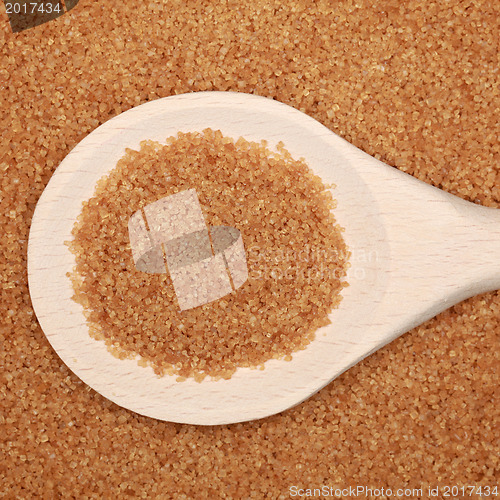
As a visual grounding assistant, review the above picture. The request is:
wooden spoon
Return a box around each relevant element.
[28,92,500,425]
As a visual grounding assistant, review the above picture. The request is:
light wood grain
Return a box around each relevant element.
[27,92,500,425]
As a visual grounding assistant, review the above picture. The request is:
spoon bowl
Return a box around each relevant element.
[28,92,500,424]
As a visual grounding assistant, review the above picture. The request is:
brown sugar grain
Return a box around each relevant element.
[1,0,499,497]
[67,130,349,380]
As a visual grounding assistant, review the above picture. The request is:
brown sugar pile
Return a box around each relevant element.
[67,130,349,380]
[1,0,499,497]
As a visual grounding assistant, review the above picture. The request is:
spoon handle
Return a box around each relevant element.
[457,202,500,294]
[375,173,500,331]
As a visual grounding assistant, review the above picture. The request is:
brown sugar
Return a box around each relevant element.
[67,130,349,380]
[2,0,499,497]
